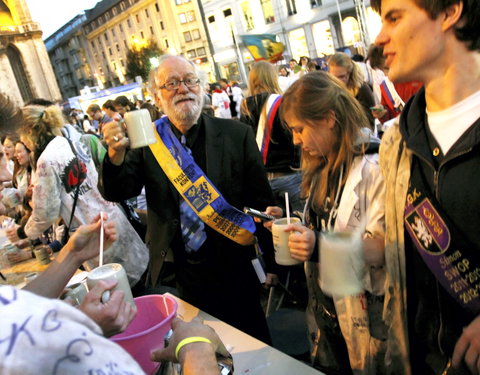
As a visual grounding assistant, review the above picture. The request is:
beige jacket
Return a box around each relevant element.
[379,119,412,374]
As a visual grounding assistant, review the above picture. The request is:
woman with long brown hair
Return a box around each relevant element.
[265,71,386,374]
[328,52,376,129]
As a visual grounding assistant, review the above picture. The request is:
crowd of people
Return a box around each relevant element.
[1,0,479,374]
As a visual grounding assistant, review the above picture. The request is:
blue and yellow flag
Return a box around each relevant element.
[241,34,284,63]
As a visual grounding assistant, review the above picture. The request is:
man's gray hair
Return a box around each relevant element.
[147,55,207,97]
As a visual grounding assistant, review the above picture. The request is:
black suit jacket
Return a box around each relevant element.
[100,114,275,286]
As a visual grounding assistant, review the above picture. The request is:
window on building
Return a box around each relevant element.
[150,26,154,35]
[113,62,117,70]
[208,15,215,23]
[192,29,200,39]
[119,23,123,32]
[112,28,116,37]
[120,58,124,66]
[145,9,149,17]
[85,24,91,33]
[260,0,275,23]
[105,12,110,20]
[241,2,254,30]
[155,3,160,11]
[127,19,132,28]
[124,40,128,48]
[102,51,106,59]
[136,14,140,23]
[187,49,196,59]
[160,21,164,29]
[91,41,95,49]
[286,0,297,16]
[196,47,206,56]
[116,43,120,51]
[179,13,187,24]
[165,39,169,48]
[120,2,125,11]
[184,31,192,42]
[186,10,195,22]
[104,32,108,41]
[109,48,112,56]
[98,15,103,23]
[113,7,118,15]
[92,20,97,28]
[223,8,232,17]
[311,0,321,7]
[140,31,144,38]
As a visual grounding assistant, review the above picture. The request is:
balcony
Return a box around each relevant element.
[0,23,41,36]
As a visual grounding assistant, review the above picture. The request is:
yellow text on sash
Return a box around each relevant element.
[149,130,254,245]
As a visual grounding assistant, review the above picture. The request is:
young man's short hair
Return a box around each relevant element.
[371,0,480,51]
[87,104,101,114]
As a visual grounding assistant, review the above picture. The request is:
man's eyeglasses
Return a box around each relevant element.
[159,77,200,91]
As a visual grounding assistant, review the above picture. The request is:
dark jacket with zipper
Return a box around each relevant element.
[400,88,479,374]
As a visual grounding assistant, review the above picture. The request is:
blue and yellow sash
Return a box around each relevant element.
[149,117,256,245]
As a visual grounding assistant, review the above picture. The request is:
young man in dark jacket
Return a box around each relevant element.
[373,0,480,374]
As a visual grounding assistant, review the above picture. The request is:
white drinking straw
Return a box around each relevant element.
[285,192,291,225]
[99,211,104,267]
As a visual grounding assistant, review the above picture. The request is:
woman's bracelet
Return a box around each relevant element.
[175,336,213,361]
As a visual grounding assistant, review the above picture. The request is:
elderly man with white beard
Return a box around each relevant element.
[100,55,276,343]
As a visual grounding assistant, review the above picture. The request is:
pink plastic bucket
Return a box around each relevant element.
[111,294,177,374]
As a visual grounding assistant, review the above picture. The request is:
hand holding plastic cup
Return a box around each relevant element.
[271,217,302,265]
[123,109,156,149]
[86,263,135,308]
[319,231,365,297]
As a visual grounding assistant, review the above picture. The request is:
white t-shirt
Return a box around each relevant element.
[0,286,145,375]
[427,89,480,154]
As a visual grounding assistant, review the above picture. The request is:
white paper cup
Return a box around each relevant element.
[272,217,302,266]
[123,109,156,149]
[319,231,365,297]
[86,263,135,307]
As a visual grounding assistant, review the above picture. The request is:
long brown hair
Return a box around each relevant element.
[328,52,364,97]
[280,71,369,210]
[241,61,282,120]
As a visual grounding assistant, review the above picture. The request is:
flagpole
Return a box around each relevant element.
[197,0,221,81]
[230,24,248,84]
[335,0,345,47]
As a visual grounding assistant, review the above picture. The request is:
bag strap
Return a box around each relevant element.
[65,139,82,234]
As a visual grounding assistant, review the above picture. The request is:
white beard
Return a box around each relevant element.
[163,93,204,127]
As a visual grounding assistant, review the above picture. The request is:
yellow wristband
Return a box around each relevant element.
[175,336,213,360]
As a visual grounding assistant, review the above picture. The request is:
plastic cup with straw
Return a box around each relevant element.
[99,211,104,268]
[285,192,291,225]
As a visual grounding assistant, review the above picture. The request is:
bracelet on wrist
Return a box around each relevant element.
[175,336,212,361]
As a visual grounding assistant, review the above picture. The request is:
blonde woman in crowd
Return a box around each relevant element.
[265,72,386,374]
[240,61,302,212]
[5,104,149,286]
[328,52,376,129]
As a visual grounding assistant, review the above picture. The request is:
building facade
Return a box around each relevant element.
[202,0,382,81]
[45,14,96,100]
[0,0,61,105]
[82,0,215,88]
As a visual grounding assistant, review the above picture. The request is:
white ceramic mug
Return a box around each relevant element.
[123,109,156,149]
[64,282,88,306]
[86,263,135,307]
[319,231,365,297]
[271,217,302,266]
